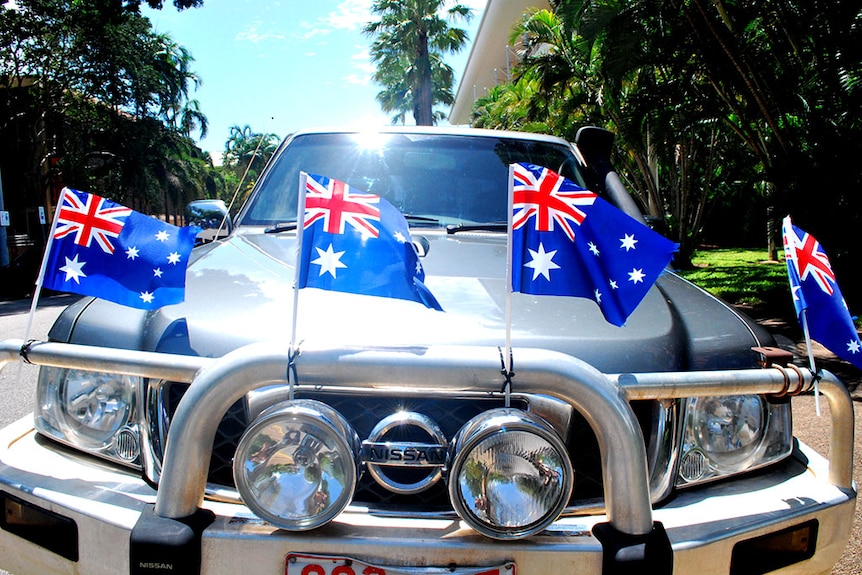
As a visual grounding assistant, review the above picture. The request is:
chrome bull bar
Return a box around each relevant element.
[0,338,854,539]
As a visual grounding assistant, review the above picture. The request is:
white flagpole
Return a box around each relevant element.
[21,188,67,344]
[800,309,821,416]
[503,164,515,408]
[11,188,66,385]
[288,172,308,400]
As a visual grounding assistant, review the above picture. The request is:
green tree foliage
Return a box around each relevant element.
[477,0,862,284]
[364,0,472,125]
[221,124,280,205]
[0,0,223,222]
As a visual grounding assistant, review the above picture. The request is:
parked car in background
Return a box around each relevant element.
[0,126,855,575]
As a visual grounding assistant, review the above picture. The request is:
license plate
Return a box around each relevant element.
[286,553,514,575]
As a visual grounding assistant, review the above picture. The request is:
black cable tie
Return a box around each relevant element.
[19,339,37,364]
[497,346,515,394]
[287,342,302,388]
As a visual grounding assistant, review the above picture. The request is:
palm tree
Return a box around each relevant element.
[510,3,739,267]
[373,50,457,124]
[223,124,279,192]
[364,0,472,125]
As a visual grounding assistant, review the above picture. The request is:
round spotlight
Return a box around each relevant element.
[447,408,573,539]
[233,400,360,530]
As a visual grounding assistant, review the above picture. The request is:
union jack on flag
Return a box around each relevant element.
[304,172,381,238]
[53,189,132,253]
[509,163,677,326]
[40,188,199,310]
[512,162,598,241]
[297,173,441,310]
[783,216,862,369]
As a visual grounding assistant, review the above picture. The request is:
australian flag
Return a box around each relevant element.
[510,163,677,326]
[297,173,442,310]
[782,216,862,369]
[41,188,198,310]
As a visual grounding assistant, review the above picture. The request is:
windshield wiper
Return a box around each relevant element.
[264,222,298,234]
[403,214,442,227]
[446,223,508,235]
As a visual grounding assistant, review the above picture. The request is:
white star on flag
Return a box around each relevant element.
[126,246,139,260]
[628,268,646,284]
[59,254,87,283]
[620,234,638,251]
[155,230,169,242]
[312,243,347,277]
[524,242,560,281]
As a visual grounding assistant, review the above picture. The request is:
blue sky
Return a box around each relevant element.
[142,0,486,159]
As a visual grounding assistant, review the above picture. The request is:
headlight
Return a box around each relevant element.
[678,395,792,485]
[35,366,140,464]
[447,408,573,540]
[233,399,361,531]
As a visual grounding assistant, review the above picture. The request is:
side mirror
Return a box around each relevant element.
[185,199,232,245]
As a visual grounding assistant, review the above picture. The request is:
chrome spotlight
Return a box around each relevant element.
[233,399,360,530]
[447,408,573,539]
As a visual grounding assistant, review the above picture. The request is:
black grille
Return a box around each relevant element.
[162,383,655,510]
[165,383,248,487]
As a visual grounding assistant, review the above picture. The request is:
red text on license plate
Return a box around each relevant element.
[286,553,514,575]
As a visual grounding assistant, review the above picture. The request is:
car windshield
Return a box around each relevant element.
[239,131,588,228]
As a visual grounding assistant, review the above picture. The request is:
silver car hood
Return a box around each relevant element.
[55,230,772,374]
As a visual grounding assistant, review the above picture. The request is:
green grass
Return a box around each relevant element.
[676,248,790,307]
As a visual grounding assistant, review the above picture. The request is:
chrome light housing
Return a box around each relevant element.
[35,366,140,465]
[447,408,573,540]
[678,395,792,485]
[233,399,361,530]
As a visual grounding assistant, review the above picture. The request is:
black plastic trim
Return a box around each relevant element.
[130,504,214,575]
[592,520,673,575]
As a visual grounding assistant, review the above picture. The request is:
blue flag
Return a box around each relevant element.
[782,216,862,369]
[298,173,442,310]
[510,163,678,326]
[41,188,198,310]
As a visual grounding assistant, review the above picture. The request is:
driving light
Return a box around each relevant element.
[233,399,360,530]
[448,408,573,539]
[678,395,791,485]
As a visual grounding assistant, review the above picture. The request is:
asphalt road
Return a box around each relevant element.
[0,295,858,574]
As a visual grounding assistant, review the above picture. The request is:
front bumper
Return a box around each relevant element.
[0,340,856,575]
[0,417,854,575]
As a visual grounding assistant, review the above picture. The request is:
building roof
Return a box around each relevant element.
[449,0,550,125]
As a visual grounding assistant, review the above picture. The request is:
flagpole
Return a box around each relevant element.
[288,172,308,400]
[800,309,821,416]
[503,164,516,408]
[21,188,67,344]
[11,188,66,385]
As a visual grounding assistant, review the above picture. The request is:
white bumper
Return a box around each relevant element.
[0,417,854,575]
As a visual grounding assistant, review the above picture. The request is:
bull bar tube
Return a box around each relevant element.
[0,338,854,574]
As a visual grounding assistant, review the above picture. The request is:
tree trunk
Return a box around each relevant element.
[413,31,434,126]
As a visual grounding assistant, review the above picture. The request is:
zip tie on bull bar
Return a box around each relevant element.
[18,340,38,364]
[286,342,302,401]
[497,346,514,408]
